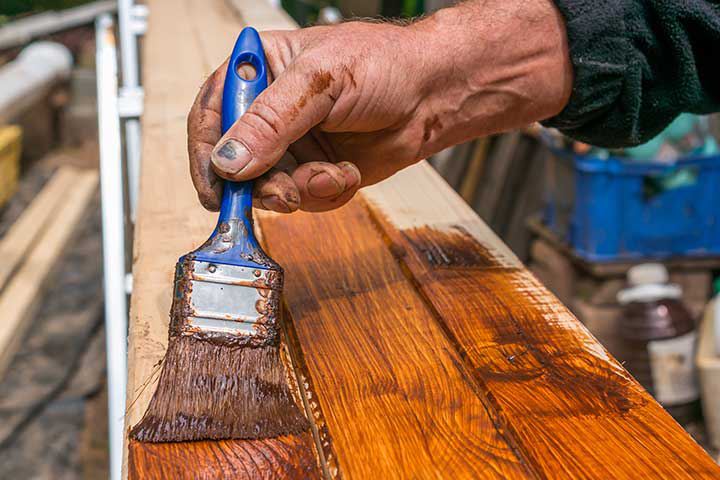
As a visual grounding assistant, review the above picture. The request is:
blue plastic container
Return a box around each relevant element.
[543,150,720,262]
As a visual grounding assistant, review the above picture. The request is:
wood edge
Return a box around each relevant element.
[361,161,521,267]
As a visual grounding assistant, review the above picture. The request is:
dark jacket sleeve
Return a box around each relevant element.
[542,0,720,148]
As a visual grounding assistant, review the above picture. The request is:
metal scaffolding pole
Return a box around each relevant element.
[95,14,128,480]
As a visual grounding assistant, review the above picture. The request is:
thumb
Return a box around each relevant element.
[210,62,338,181]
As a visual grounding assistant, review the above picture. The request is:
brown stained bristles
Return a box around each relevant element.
[130,337,310,442]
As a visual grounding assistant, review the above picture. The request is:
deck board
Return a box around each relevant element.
[126,0,720,478]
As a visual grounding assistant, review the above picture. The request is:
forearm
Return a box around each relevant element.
[410,0,573,157]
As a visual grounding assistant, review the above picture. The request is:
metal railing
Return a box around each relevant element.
[95,2,146,478]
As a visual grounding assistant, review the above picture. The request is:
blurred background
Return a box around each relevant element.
[1,0,719,478]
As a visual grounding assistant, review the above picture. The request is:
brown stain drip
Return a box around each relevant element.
[422,115,443,143]
[401,226,504,269]
[128,435,321,480]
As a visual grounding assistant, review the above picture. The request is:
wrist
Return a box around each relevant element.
[410,0,572,155]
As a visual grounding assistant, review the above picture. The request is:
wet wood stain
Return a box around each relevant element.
[128,435,321,479]
[258,199,532,479]
[371,218,720,479]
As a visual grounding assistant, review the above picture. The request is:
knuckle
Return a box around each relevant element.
[244,102,284,138]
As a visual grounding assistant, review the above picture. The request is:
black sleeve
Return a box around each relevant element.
[542,0,720,148]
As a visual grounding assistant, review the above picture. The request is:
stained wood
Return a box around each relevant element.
[0,167,97,379]
[0,166,79,290]
[364,163,720,478]
[128,0,720,478]
[259,202,529,479]
[129,436,321,479]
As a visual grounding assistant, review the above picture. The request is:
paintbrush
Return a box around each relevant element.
[130,27,309,443]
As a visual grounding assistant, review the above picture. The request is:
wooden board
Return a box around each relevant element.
[0,166,80,290]
[126,0,720,478]
[124,0,323,478]
[0,167,97,379]
[363,164,720,478]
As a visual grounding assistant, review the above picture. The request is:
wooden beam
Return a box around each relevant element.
[363,163,720,478]
[0,167,97,379]
[127,0,720,478]
[0,167,81,290]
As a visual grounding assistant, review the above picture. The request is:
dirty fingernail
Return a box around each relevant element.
[212,139,251,174]
[340,163,361,188]
[307,172,342,199]
[261,195,291,213]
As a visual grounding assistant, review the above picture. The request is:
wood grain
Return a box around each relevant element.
[364,163,720,478]
[259,201,529,479]
[129,0,720,478]
[128,436,320,480]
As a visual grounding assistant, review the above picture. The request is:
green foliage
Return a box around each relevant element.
[1,0,93,17]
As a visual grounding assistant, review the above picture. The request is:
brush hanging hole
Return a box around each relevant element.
[236,61,257,81]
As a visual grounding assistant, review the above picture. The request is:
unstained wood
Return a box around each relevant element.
[0,167,97,380]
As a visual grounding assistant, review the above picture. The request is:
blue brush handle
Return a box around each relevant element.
[193,27,270,268]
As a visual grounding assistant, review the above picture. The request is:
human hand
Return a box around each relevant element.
[188,0,572,213]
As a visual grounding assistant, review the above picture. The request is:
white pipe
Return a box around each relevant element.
[124,118,142,221]
[95,14,128,480]
[0,0,117,51]
[118,0,144,222]
[0,41,72,124]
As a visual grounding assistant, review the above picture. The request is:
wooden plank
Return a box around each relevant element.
[459,137,489,203]
[473,130,521,221]
[0,167,80,290]
[127,1,525,478]
[363,162,720,478]
[0,167,97,379]
[124,0,322,478]
[259,202,530,479]
[128,0,720,478]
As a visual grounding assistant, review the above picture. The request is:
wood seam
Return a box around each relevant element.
[280,307,339,480]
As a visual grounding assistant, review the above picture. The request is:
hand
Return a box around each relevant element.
[188,0,572,213]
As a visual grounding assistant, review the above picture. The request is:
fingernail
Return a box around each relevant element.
[307,172,342,199]
[261,195,291,213]
[212,139,251,174]
[340,163,361,188]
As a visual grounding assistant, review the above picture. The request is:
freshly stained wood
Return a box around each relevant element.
[0,167,97,379]
[129,436,321,479]
[127,0,720,478]
[363,163,720,478]
[0,166,79,290]
[260,202,529,479]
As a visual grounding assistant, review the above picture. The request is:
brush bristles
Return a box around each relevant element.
[130,336,310,442]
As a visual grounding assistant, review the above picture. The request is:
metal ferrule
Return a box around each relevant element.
[174,259,281,339]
